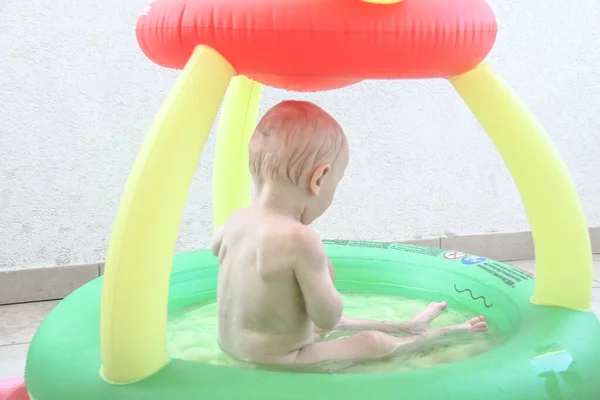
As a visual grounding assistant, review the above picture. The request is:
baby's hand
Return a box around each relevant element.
[313,326,328,341]
[327,259,336,282]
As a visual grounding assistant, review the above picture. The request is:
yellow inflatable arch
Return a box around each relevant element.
[100,46,593,384]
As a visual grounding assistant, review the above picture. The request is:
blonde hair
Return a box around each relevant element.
[249,101,347,186]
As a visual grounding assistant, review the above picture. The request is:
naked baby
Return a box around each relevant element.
[211,100,487,367]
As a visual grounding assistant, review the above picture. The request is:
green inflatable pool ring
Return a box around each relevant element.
[25,241,600,399]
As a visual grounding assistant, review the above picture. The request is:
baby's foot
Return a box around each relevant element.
[447,316,488,333]
[422,316,487,343]
[409,301,447,333]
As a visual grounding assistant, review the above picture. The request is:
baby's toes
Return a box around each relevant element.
[472,321,488,332]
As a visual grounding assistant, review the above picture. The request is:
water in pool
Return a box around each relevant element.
[167,293,500,374]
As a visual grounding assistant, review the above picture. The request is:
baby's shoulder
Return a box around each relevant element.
[262,217,309,240]
[261,220,324,260]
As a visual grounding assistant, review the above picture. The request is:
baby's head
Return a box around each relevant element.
[249,100,349,224]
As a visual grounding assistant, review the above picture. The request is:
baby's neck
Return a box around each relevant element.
[253,183,307,222]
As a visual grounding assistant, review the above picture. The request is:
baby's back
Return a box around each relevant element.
[216,208,315,363]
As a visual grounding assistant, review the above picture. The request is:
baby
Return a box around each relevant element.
[211,100,487,366]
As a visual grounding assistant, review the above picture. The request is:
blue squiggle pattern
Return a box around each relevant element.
[453,284,493,308]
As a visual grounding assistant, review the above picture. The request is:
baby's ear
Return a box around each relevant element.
[309,165,330,195]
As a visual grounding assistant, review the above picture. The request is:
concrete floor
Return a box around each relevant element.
[1,259,599,379]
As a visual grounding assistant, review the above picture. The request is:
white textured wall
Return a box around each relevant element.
[1,0,599,269]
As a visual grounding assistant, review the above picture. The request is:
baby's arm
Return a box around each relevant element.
[210,226,224,257]
[327,259,336,281]
[293,231,343,331]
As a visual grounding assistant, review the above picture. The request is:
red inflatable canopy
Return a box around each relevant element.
[137,0,497,91]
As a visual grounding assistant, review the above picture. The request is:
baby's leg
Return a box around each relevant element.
[335,301,449,335]
[294,316,486,365]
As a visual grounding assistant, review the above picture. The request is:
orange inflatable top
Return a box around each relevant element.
[137,0,497,91]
